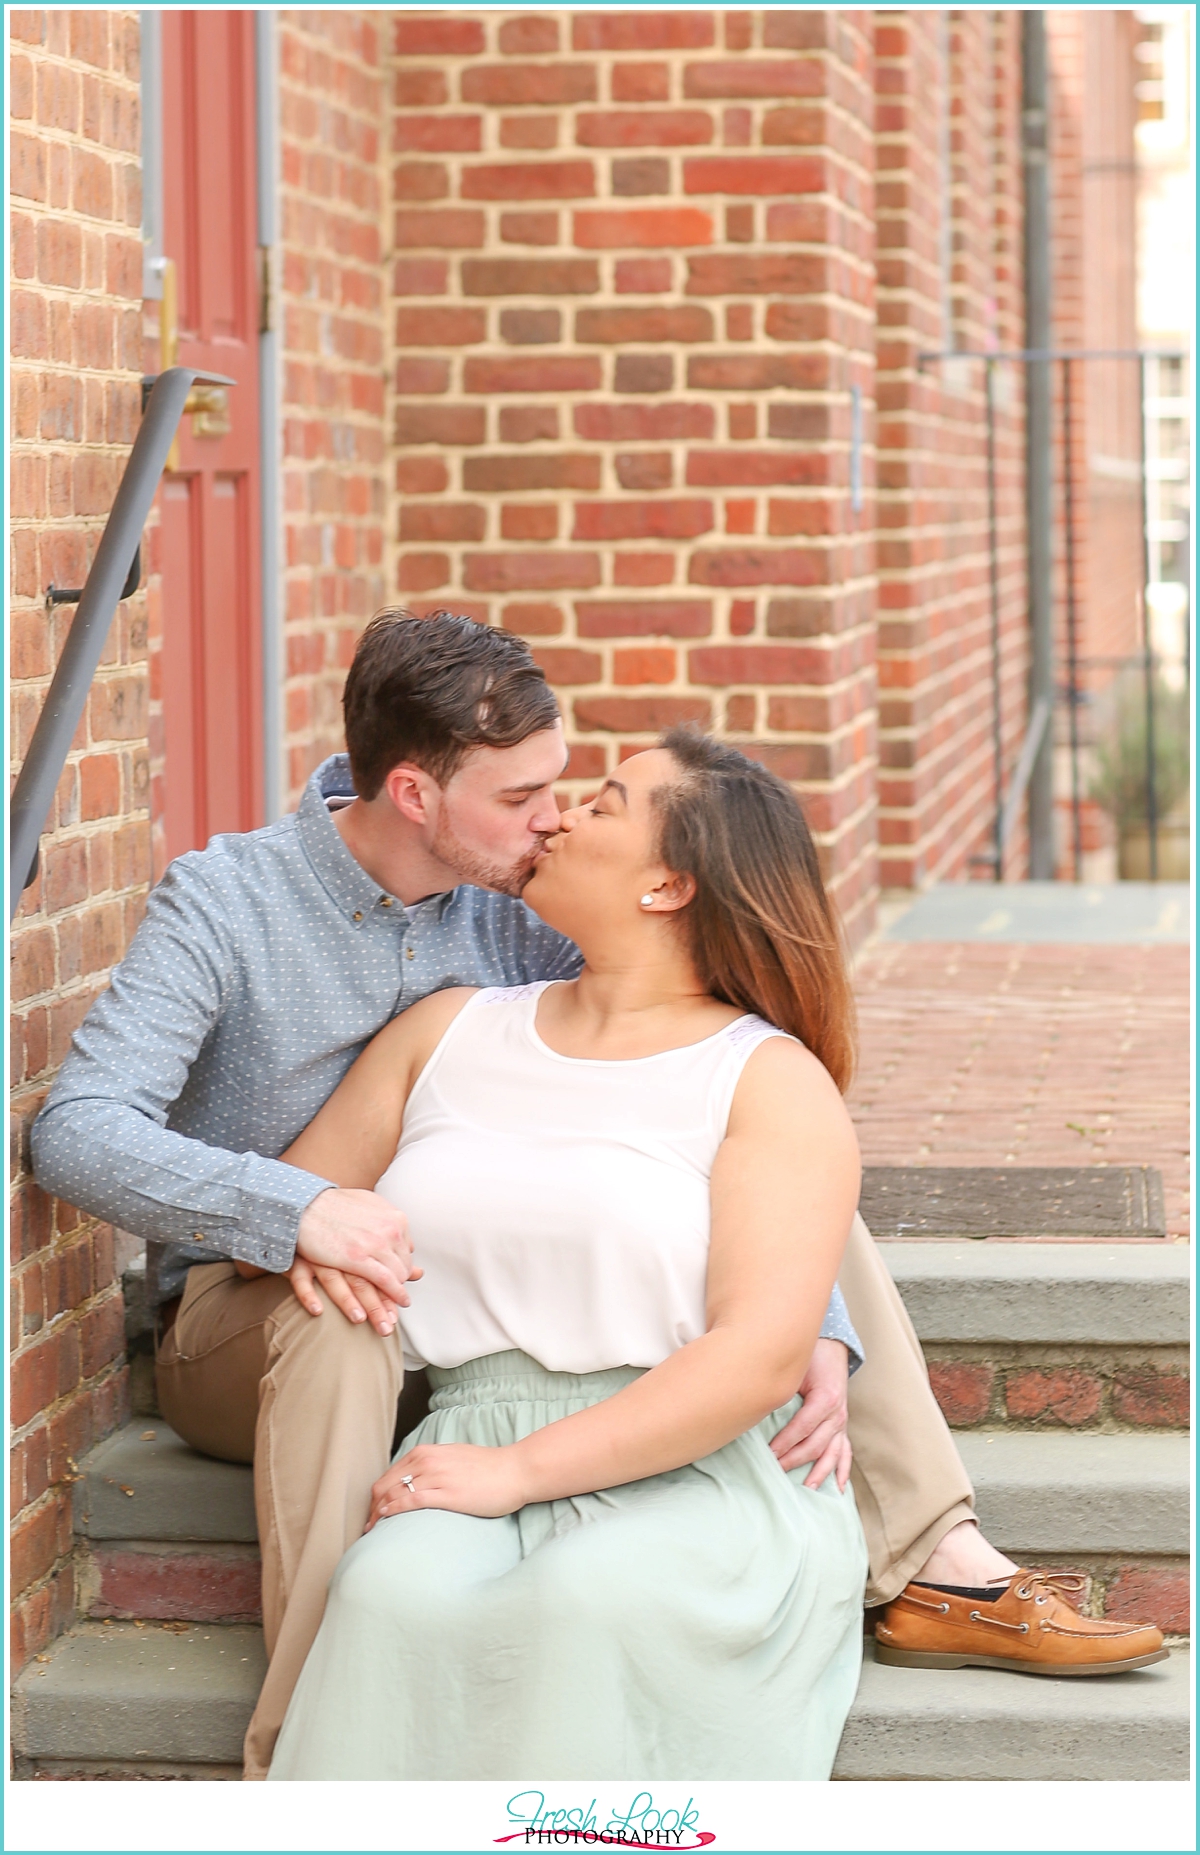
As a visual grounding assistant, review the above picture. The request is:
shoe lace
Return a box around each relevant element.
[1013,1571,1087,1606]
[969,1571,1089,1634]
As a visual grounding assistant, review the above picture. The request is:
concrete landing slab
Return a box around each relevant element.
[959,1430,1191,1556]
[835,1643,1190,1780]
[884,1240,1191,1345]
[863,1165,1166,1239]
[882,881,1190,944]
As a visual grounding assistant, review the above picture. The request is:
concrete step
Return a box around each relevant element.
[834,1642,1191,1781]
[959,1430,1190,1557]
[884,1241,1190,1347]
[72,1424,260,1627]
[13,1622,1189,1781]
[71,1423,1189,1635]
[73,1424,256,1544]
[79,1422,1190,1559]
[885,1241,1190,1434]
[11,1622,265,1774]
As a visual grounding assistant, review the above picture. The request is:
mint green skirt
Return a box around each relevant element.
[269,1350,867,1781]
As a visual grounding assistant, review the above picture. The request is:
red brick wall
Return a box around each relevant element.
[278,8,390,806]
[873,9,1030,889]
[9,6,146,1672]
[384,8,880,942]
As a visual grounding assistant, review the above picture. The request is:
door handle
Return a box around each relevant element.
[159,259,232,460]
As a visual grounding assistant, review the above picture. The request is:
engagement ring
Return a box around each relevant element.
[400,1475,415,1491]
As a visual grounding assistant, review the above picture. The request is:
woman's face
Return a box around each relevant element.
[523,749,684,943]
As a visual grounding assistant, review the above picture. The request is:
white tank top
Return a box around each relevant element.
[375,982,792,1376]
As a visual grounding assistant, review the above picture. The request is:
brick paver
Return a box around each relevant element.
[849,940,1191,1239]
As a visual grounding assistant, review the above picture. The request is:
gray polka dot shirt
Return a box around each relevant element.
[31,753,861,1369]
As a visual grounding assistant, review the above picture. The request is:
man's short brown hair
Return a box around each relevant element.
[342,609,561,799]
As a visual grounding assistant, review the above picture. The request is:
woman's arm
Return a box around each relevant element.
[372,1035,861,1521]
[233,988,477,1322]
[279,986,478,1186]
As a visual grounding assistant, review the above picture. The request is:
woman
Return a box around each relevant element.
[268,729,868,1781]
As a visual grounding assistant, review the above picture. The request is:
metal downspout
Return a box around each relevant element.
[1022,10,1056,877]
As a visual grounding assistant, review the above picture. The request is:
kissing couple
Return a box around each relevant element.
[34,612,1165,1781]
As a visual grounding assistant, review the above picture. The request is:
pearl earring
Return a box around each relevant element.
[640,894,654,907]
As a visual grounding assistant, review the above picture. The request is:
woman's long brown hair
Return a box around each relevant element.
[653,728,857,1092]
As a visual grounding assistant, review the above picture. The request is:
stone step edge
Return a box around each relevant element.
[12,1625,1190,1782]
[121,1240,1193,1351]
[956,1430,1190,1556]
[75,1420,1192,1543]
[883,1241,1190,1346]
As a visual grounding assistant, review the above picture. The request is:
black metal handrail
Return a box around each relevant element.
[9,366,233,919]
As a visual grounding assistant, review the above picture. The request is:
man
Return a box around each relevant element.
[34,611,1161,1779]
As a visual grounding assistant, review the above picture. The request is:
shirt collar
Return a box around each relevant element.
[296,754,455,922]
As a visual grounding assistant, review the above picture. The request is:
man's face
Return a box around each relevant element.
[429,723,569,896]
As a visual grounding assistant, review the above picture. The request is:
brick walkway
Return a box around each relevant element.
[849,940,1191,1239]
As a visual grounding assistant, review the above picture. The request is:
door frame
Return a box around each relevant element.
[139,8,285,839]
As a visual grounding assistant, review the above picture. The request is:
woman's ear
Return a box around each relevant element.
[641,870,696,914]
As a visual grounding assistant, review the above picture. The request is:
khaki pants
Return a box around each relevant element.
[155,1213,973,1780]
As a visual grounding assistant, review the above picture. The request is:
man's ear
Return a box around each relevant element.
[383,762,437,828]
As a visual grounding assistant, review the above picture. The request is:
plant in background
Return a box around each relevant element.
[1090,671,1191,825]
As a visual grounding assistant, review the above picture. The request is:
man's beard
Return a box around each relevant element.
[429,813,545,898]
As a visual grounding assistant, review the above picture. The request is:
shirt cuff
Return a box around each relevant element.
[819,1283,864,1377]
[177,1165,335,1274]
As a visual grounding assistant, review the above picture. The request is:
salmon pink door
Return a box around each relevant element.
[160,9,263,859]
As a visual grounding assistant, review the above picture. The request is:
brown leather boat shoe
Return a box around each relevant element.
[875,1570,1168,1675]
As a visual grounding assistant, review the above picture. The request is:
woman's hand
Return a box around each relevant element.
[365,1442,529,1528]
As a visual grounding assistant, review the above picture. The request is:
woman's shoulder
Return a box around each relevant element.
[726,1023,856,1140]
[369,984,481,1061]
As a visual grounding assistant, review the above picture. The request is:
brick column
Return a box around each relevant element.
[386,9,879,943]
[9,7,147,1671]
[279,8,389,805]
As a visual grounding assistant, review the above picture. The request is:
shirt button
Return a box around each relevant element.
[380,896,393,909]
[353,910,363,922]
[406,947,415,960]
[192,1233,205,1243]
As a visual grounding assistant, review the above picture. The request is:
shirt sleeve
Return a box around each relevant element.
[504,899,584,983]
[30,857,334,1273]
[819,1283,864,1376]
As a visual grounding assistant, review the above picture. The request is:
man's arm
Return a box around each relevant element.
[32,857,333,1274]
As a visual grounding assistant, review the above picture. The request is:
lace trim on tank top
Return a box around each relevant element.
[473,983,545,1008]
[723,1015,795,1053]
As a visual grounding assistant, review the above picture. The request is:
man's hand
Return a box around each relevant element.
[286,1257,404,1337]
[295,1187,420,1304]
[769,1337,852,1492]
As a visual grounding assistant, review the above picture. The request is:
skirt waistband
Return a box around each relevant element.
[426,1349,646,1409]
